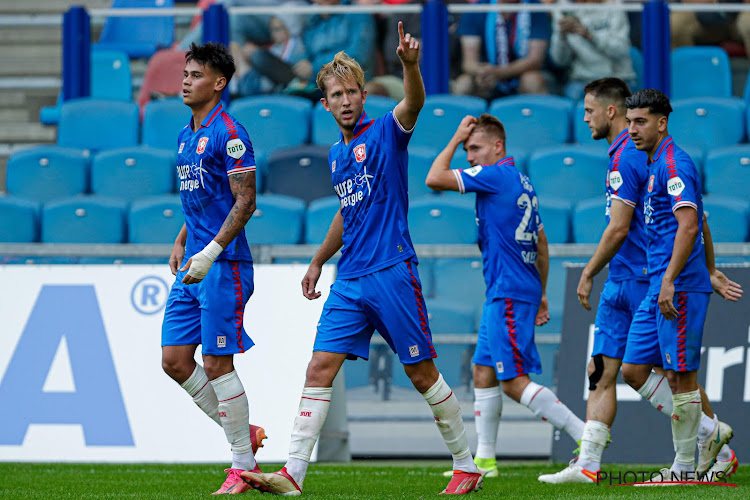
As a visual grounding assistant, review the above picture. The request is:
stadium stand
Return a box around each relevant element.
[141,98,190,149]
[538,198,572,244]
[58,98,140,152]
[572,197,608,244]
[527,146,605,202]
[669,97,746,151]
[432,258,486,308]
[671,46,732,100]
[488,95,574,154]
[410,94,487,150]
[630,46,643,91]
[42,196,127,243]
[305,195,341,244]
[426,298,477,334]
[91,147,174,201]
[312,95,398,146]
[6,146,90,202]
[703,195,750,242]
[704,145,750,198]
[244,194,306,245]
[0,197,40,243]
[228,95,312,154]
[95,0,175,59]
[136,49,188,116]
[265,145,332,203]
[128,195,183,244]
[408,147,440,198]
[409,196,477,244]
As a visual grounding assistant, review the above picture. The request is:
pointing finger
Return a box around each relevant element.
[398,21,404,41]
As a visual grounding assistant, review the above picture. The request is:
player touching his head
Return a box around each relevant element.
[426,113,585,479]
[242,23,483,496]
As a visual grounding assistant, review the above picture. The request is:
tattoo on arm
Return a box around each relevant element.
[215,171,257,248]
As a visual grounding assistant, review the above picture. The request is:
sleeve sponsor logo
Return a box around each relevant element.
[464,166,483,177]
[609,170,623,191]
[178,142,185,154]
[331,160,336,172]
[196,136,209,154]
[226,138,246,159]
[667,176,685,197]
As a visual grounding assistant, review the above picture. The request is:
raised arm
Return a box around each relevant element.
[426,116,476,191]
[393,21,425,131]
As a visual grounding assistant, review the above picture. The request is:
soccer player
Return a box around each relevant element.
[621,88,733,481]
[161,42,263,495]
[538,78,741,484]
[425,113,585,479]
[241,23,483,496]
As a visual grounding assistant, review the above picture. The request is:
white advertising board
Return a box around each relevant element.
[0,264,334,462]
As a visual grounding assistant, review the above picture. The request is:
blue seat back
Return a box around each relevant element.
[539,198,572,244]
[409,196,477,244]
[426,299,476,334]
[142,98,190,149]
[58,98,139,152]
[703,195,750,242]
[97,0,174,58]
[0,196,40,243]
[42,196,127,243]
[128,195,183,243]
[488,95,574,154]
[573,197,608,244]
[410,95,486,149]
[266,145,332,203]
[91,146,174,201]
[433,258,486,307]
[704,145,750,198]
[228,96,312,154]
[92,49,132,101]
[527,147,606,202]
[408,147,440,197]
[670,98,745,150]
[7,146,90,202]
[671,46,732,100]
[245,194,306,244]
[305,196,341,244]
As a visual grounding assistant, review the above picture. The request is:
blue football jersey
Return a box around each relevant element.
[643,136,711,295]
[329,110,416,279]
[606,129,649,282]
[454,157,542,304]
[176,102,255,262]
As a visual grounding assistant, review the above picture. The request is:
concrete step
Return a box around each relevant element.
[0,45,60,77]
[0,123,56,143]
[0,109,31,122]
[0,26,61,44]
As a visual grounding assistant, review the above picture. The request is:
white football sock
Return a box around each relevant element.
[697,412,716,441]
[286,386,333,486]
[180,364,221,425]
[636,372,673,417]
[576,420,609,472]
[474,386,502,460]
[424,374,477,473]
[671,389,701,471]
[211,370,255,471]
[520,381,584,442]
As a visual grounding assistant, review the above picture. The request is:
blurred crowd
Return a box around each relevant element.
[177,0,750,101]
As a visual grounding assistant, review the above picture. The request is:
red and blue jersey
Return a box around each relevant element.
[606,129,649,282]
[176,102,255,262]
[453,157,543,305]
[643,136,711,295]
[330,110,416,279]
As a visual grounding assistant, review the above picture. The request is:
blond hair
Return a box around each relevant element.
[316,51,365,97]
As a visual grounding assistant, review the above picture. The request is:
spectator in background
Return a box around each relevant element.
[454,0,551,99]
[670,0,750,57]
[549,0,636,100]
[179,0,275,53]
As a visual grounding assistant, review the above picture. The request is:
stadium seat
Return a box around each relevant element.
[704,145,750,197]
[244,194,306,244]
[6,146,90,202]
[137,49,188,115]
[408,147,439,197]
[0,196,40,243]
[128,195,183,243]
[630,46,643,91]
[426,298,476,334]
[91,147,174,201]
[95,0,175,59]
[58,98,140,152]
[410,95,487,150]
[538,198,572,244]
[527,146,606,202]
[573,100,597,147]
[42,196,127,243]
[572,197,608,244]
[409,196,477,244]
[141,98,190,149]
[416,258,435,298]
[671,46,732,100]
[433,258,486,308]
[488,95,574,154]
[311,95,398,146]
[228,95,312,154]
[680,145,704,186]
[265,145,333,203]
[305,195,341,244]
[669,98,745,150]
[703,195,750,242]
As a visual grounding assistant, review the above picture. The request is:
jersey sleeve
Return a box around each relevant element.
[382,110,413,151]
[608,151,642,208]
[454,165,500,194]
[223,122,256,176]
[667,155,700,213]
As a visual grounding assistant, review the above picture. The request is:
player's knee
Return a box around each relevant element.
[621,364,646,390]
[162,356,190,383]
[404,360,439,393]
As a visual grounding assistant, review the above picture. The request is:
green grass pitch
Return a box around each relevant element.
[0,461,744,499]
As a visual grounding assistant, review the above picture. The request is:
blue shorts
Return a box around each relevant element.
[162,259,254,355]
[473,298,542,381]
[592,279,649,359]
[623,292,709,371]
[314,259,437,365]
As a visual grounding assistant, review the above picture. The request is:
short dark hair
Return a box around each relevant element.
[583,78,631,110]
[185,42,236,83]
[625,88,673,117]
[474,113,506,143]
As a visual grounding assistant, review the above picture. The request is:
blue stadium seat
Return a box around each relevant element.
[572,102,611,152]
[671,46,732,100]
[141,98,190,149]
[630,46,643,91]
[0,196,40,242]
[409,196,477,244]
[305,196,340,243]
[128,195,183,243]
[266,145,332,203]
[704,145,750,197]
[488,95,574,154]
[572,197,608,244]
[409,147,440,197]
[244,194,306,244]
[95,0,175,59]
[6,146,89,202]
[364,95,399,118]
[228,95,312,154]
[527,146,605,202]
[91,147,174,201]
[538,198,572,244]
[433,258,486,308]
[58,98,140,152]
[670,98,745,150]
[416,258,435,298]
[311,96,398,146]
[680,145,704,186]
[42,196,127,243]
[703,195,750,242]
[426,298,476,334]
[410,95,486,149]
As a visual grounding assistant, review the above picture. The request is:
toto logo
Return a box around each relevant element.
[130,276,170,315]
